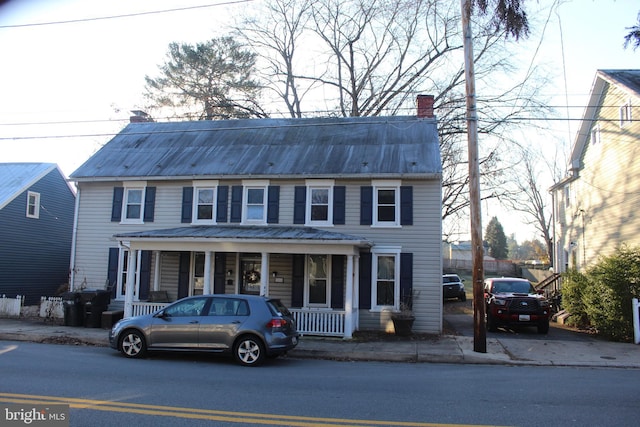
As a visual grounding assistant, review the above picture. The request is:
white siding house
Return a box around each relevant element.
[551,70,640,272]
[69,95,443,337]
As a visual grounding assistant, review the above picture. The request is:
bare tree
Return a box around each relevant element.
[236,0,550,229]
[624,11,640,50]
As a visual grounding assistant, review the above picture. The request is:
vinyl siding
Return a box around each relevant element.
[73,176,442,333]
[0,168,75,304]
[565,82,640,269]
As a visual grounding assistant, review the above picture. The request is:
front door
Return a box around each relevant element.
[240,255,261,295]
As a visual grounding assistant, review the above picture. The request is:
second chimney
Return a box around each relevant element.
[416,95,434,118]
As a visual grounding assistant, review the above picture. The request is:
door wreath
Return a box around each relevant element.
[244,270,261,284]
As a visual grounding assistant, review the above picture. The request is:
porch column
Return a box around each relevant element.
[153,251,161,291]
[260,252,269,296]
[124,249,138,318]
[344,255,354,339]
[203,251,213,294]
[353,255,360,331]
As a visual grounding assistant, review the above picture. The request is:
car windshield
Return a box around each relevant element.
[443,276,459,284]
[492,281,534,294]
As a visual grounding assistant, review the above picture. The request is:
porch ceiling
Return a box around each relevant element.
[114,225,372,255]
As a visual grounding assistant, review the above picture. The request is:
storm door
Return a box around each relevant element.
[240,254,261,295]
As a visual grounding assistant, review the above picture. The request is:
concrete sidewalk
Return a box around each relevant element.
[1,318,640,368]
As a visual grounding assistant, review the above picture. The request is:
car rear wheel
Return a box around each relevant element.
[537,321,550,334]
[234,335,265,366]
[119,329,146,358]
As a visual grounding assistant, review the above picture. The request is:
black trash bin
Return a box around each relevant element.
[62,292,83,327]
[81,290,111,328]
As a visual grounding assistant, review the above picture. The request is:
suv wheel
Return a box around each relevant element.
[537,321,550,334]
[459,293,466,302]
[486,313,498,332]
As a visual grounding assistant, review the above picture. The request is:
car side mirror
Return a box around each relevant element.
[154,310,168,318]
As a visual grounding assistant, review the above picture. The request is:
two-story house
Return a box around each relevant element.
[68,95,443,337]
[551,70,640,272]
[0,163,76,305]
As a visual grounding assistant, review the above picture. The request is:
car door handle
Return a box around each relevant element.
[231,321,241,324]
[190,320,199,324]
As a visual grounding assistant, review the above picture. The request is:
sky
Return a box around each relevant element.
[0,0,638,242]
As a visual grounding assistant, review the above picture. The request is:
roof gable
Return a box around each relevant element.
[0,163,56,209]
[70,116,440,181]
[569,69,640,172]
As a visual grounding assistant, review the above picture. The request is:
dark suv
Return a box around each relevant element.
[484,277,551,334]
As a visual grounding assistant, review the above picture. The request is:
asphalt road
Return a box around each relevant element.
[1,340,639,427]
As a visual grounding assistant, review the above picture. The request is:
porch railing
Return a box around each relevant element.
[129,303,345,337]
[290,309,345,337]
[132,302,169,317]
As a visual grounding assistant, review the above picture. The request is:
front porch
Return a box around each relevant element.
[130,301,347,337]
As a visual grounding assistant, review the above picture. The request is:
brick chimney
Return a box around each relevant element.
[416,95,434,118]
[129,110,154,123]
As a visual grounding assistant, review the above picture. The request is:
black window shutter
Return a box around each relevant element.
[216,186,229,223]
[293,186,306,224]
[230,186,243,223]
[331,255,345,309]
[138,250,152,301]
[181,187,193,223]
[214,253,226,294]
[178,252,190,299]
[400,253,413,308]
[333,186,346,225]
[359,252,372,309]
[267,185,280,224]
[143,187,156,223]
[107,248,119,299]
[111,187,124,222]
[360,186,373,225]
[400,186,413,226]
[291,254,305,308]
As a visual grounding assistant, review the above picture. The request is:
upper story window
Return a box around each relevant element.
[564,185,571,208]
[242,180,268,224]
[620,102,632,127]
[26,191,40,219]
[306,180,334,226]
[373,180,400,227]
[590,123,601,146]
[124,187,143,222]
[111,182,156,224]
[192,181,218,224]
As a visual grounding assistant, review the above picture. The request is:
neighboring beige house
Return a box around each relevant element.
[551,70,640,272]
[68,96,444,338]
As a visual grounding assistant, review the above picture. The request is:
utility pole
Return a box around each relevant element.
[461,0,486,353]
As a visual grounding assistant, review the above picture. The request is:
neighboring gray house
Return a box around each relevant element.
[0,163,76,305]
[69,95,443,337]
[551,70,640,272]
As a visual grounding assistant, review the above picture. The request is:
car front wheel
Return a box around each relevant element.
[486,313,498,332]
[119,329,146,358]
[234,335,266,366]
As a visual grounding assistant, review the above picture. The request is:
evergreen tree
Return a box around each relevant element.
[485,216,508,259]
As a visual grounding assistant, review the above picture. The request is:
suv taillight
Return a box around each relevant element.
[267,318,287,329]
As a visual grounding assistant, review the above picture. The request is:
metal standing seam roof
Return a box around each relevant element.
[114,225,372,246]
[70,115,441,180]
[0,163,56,209]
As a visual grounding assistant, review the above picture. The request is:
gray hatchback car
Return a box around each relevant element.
[109,294,299,366]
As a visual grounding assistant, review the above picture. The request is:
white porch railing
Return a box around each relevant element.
[132,302,169,317]
[290,309,345,337]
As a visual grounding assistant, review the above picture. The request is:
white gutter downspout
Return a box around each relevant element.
[69,184,80,291]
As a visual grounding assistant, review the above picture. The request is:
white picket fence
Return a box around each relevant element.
[40,296,64,319]
[0,295,24,317]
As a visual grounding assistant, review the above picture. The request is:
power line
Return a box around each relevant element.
[0,0,254,29]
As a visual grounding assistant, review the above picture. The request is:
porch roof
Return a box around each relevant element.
[114,225,372,255]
